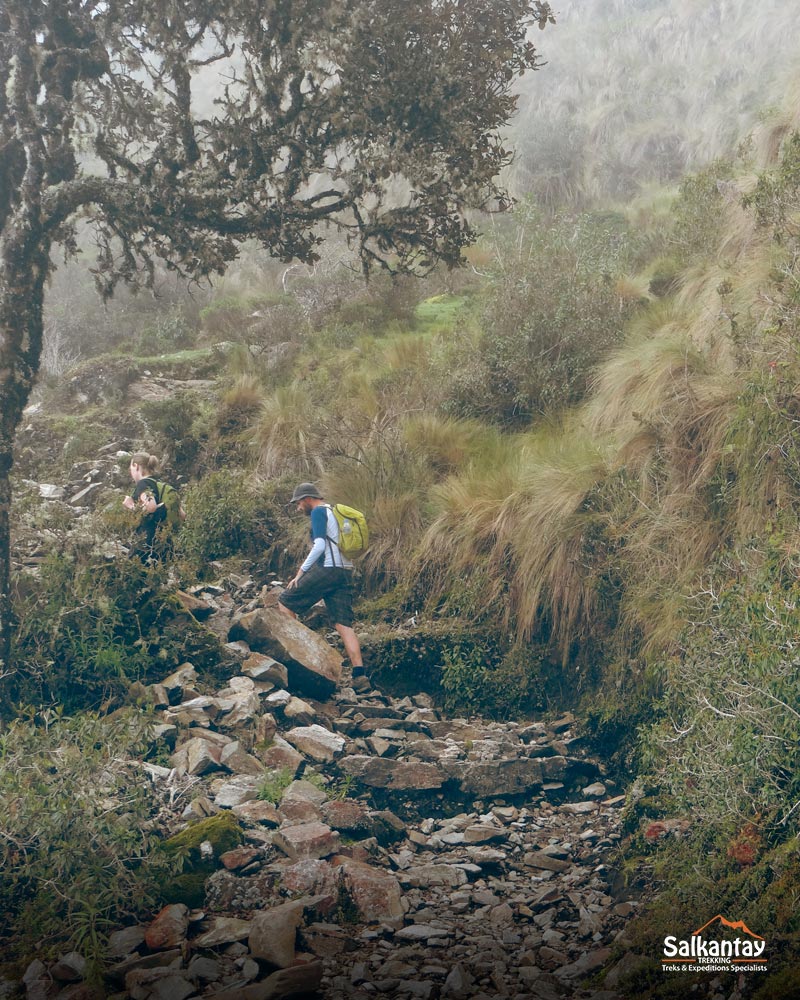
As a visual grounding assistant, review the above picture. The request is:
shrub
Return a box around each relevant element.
[178,470,279,568]
[439,642,553,718]
[10,544,227,715]
[0,710,177,965]
[139,392,206,474]
[640,550,800,827]
[446,210,638,425]
[135,306,192,355]
[200,292,303,343]
[670,158,735,267]
[12,556,167,713]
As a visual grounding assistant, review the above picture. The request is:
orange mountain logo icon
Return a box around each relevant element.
[692,915,764,940]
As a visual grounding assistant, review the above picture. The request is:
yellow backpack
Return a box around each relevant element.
[328,503,369,556]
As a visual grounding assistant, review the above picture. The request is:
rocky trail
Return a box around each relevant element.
[11,579,644,1000]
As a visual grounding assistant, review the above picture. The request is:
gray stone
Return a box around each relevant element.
[249,901,305,968]
[232,800,281,827]
[402,865,468,889]
[453,758,543,798]
[106,925,146,959]
[272,822,341,861]
[219,741,265,775]
[284,696,316,723]
[395,924,451,942]
[284,725,346,763]
[193,916,252,948]
[213,775,261,808]
[207,962,323,1000]
[442,964,474,998]
[229,608,342,699]
[338,756,444,790]
[242,652,289,687]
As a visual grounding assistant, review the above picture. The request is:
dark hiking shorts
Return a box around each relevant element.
[279,563,355,626]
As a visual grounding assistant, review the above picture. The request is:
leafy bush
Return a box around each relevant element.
[139,392,206,474]
[440,642,552,717]
[743,129,800,238]
[327,273,419,333]
[135,306,192,355]
[12,557,161,712]
[178,470,279,568]
[445,210,638,425]
[669,158,735,267]
[200,293,303,343]
[0,710,177,965]
[11,552,224,714]
[640,551,800,827]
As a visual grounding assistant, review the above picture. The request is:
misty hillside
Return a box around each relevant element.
[512,0,800,206]
[5,3,800,998]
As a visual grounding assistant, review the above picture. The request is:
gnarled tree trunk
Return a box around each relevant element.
[0,218,48,707]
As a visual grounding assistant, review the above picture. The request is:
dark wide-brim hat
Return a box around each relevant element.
[289,482,323,503]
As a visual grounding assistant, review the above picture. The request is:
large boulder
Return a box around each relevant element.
[229,609,342,700]
[338,756,445,791]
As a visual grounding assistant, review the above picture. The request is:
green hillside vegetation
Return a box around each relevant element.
[7,70,800,1000]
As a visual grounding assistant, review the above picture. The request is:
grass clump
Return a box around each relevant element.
[257,767,294,804]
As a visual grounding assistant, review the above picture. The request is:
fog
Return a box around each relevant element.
[511,0,800,205]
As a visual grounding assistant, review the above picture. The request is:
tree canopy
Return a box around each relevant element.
[0,0,553,682]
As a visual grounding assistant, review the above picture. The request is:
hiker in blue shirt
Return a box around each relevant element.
[278,482,371,692]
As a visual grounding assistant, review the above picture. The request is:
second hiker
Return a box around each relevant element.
[123,452,183,563]
[278,482,371,692]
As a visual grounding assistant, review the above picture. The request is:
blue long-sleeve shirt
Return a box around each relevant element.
[301,505,353,572]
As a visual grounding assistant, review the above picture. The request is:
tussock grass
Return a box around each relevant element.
[401,415,507,475]
[419,431,609,656]
[251,385,322,479]
[384,335,430,373]
[221,374,263,410]
[584,319,708,439]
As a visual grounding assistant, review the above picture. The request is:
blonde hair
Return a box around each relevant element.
[131,453,160,475]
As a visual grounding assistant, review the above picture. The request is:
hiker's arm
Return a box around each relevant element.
[123,495,135,511]
[287,508,327,587]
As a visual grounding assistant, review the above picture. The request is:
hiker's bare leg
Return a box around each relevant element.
[335,623,362,669]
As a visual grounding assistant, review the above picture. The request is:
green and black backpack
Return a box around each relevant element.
[154,481,186,528]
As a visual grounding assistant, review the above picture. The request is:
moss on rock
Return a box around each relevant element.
[159,813,244,908]
[163,811,243,860]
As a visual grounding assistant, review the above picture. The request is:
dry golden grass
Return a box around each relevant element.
[251,385,322,479]
[221,374,263,410]
[401,414,507,476]
[418,431,609,656]
[614,274,652,305]
[385,336,430,372]
[584,318,707,441]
